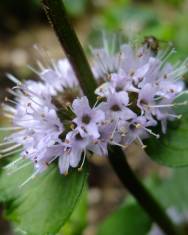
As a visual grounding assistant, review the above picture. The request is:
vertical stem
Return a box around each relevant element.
[42,0,97,105]
[108,145,180,235]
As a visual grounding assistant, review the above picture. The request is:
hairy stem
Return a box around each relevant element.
[108,145,180,235]
[42,0,97,105]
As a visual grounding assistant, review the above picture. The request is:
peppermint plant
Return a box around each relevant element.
[0,0,188,235]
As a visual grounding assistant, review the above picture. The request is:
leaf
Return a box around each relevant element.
[0,159,87,235]
[58,187,88,235]
[145,91,188,167]
[154,168,188,211]
[97,203,151,235]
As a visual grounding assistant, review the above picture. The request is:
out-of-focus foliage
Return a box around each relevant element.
[97,168,188,235]
[0,0,89,22]
[64,0,88,17]
[88,0,188,60]
[160,0,185,6]
[97,203,151,235]
[0,0,89,34]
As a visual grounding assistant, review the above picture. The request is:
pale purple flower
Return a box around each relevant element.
[88,122,116,157]
[155,63,185,99]
[72,96,105,139]
[122,116,159,148]
[1,39,188,177]
[39,58,79,96]
[91,48,120,80]
[99,91,136,124]
[1,79,64,174]
[59,129,91,174]
[137,83,157,117]
[95,69,137,97]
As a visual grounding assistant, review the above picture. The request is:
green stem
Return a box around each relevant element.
[42,0,97,105]
[108,145,180,235]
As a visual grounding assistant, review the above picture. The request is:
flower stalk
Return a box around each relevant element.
[42,1,181,234]
[42,0,97,105]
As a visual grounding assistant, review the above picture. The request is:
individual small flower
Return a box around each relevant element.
[99,91,136,124]
[156,63,185,99]
[58,129,91,174]
[72,96,105,139]
[39,58,79,96]
[137,83,158,118]
[122,116,159,148]
[91,44,120,81]
[95,69,137,97]
[88,122,116,157]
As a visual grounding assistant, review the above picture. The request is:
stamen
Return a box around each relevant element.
[78,150,86,171]
[147,101,188,108]
[34,44,53,70]
[36,60,45,71]
[48,155,59,164]
[6,73,21,85]
[96,52,109,76]
[93,96,102,108]
[4,97,18,105]
[6,88,18,96]
[160,48,176,67]
[27,65,40,75]
[3,113,14,119]
[4,157,24,169]
[70,124,75,130]
[0,148,22,158]
[7,161,31,175]
[0,143,22,154]
[2,104,16,114]
[67,104,74,113]
[0,127,22,132]
[110,141,128,149]
[110,121,118,140]
[167,114,182,119]
[19,171,38,188]
[138,124,160,139]
[0,140,15,147]
[137,136,147,149]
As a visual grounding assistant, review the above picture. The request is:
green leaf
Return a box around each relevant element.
[145,91,188,167]
[97,203,151,235]
[0,160,87,235]
[58,187,88,235]
[154,168,188,211]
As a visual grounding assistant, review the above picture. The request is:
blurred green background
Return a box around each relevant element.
[0,0,188,234]
[0,0,188,78]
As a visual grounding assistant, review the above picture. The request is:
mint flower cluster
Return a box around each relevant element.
[1,42,187,176]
